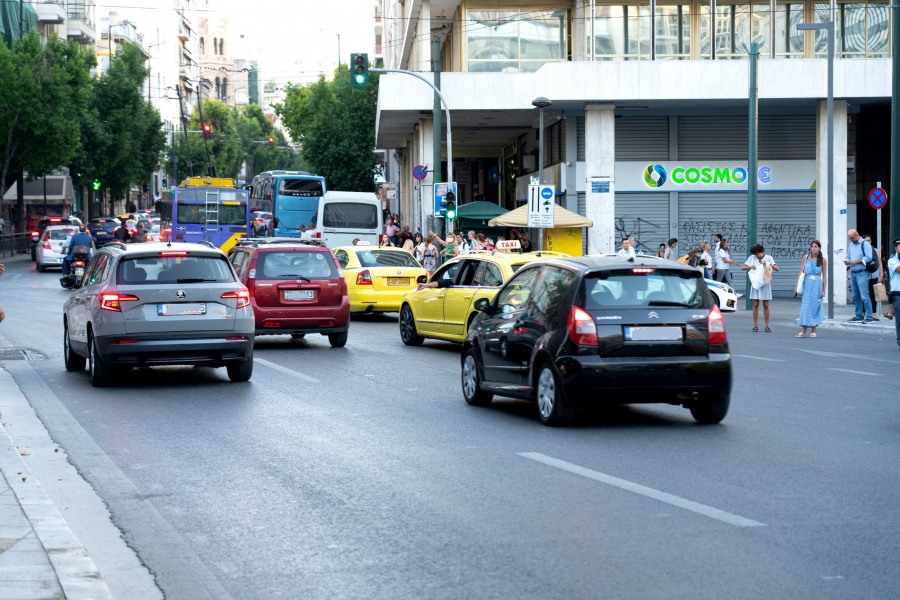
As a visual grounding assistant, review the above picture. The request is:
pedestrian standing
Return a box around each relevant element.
[519,233,533,252]
[432,232,456,259]
[700,241,713,279]
[617,238,635,258]
[422,234,438,276]
[412,232,424,262]
[475,233,487,251]
[887,237,900,350]
[400,225,413,245]
[0,263,5,324]
[384,218,400,247]
[664,238,678,260]
[844,229,875,323]
[863,234,883,321]
[742,243,779,332]
[795,240,827,338]
[401,239,415,254]
[655,243,666,258]
[715,239,738,286]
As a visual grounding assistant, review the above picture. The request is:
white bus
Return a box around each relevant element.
[316,191,382,248]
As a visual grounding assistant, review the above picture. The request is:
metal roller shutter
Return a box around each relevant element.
[577,192,587,254]
[678,192,749,292]
[615,193,670,255]
[759,116,816,159]
[616,117,669,160]
[679,115,816,160]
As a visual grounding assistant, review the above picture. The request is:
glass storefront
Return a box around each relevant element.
[815,1,890,57]
[467,9,568,72]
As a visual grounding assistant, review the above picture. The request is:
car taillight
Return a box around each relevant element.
[256,218,265,224]
[100,293,139,312]
[221,290,250,309]
[356,269,373,285]
[42,240,51,250]
[567,306,598,346]
[708,306,727,346]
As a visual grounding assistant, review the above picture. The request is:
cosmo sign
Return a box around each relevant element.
[617,160,817,193]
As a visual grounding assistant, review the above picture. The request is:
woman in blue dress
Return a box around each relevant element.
[796,240,827,338]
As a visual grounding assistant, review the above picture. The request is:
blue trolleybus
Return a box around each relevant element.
[250,171,327,237]
[159,177,251,252]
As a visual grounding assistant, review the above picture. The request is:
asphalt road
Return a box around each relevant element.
[1,257,898,599]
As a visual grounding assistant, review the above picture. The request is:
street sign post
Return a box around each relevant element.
[412,165,428,181]
[869,183,888,253]
[528,184,555,229]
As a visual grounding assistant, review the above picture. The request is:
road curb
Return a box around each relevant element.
[0,389,112,600]
[817,319,896,334]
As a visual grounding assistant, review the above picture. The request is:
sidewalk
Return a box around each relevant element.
[0,368,112,600]
[731,296,895,335]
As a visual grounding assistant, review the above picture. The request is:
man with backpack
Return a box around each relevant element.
[845,229,876,323]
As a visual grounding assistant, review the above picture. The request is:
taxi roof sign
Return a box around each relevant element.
[355,240,372,246]
[496,240,521,251]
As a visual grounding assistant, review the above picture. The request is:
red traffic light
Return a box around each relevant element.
[268,137,275,144]
[202,124,211,134]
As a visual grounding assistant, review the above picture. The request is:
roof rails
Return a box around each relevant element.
[103,241,128,251]
[197,240,217,249]
[238,238,326,248]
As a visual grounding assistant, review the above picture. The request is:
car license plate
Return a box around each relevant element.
[285,290,315,301]
[158,303,206,316]
[387,277,409,286]
[624,326,683,342]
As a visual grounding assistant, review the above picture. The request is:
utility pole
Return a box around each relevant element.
[746,42,758,310]
[196,83,217,177]
[892,1,900,244]
[433,36,443,232]
[176,85,195,178]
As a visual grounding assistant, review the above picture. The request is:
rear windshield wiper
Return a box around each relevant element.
[278,274,311,282]
[176,278,218,283]
[647,300,697,307]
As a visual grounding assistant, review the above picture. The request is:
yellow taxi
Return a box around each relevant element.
[332,243,427,314]
[398,246,570,345]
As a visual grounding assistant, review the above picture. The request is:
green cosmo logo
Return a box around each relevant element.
[670,166,748,186]
[644,165,667,188]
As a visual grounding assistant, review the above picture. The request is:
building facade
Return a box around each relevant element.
[375,0,894,300]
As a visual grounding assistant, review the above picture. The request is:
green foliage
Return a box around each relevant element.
[70,41,165,205]
[169,98,241,180]
[0,32,93,230]
[276,67,380,192]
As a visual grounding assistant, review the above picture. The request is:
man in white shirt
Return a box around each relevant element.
[617,238,635,258]
[887,237,900,350]
[306,221,318,239]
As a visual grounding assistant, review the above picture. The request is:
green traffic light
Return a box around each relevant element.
[92,179,101,191]
[447,210,456,219]
[355,74,365,84]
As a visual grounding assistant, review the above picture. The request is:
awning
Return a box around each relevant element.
[455,201,508,221]
[489,204,592,228]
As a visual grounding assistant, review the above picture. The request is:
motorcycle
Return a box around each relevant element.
[59,246,91,289]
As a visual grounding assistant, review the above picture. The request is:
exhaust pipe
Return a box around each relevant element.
[691,391,700,401]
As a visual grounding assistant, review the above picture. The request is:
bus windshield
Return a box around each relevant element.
[279,179,324,197]
[177,203,247,225]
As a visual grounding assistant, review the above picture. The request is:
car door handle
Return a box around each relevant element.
[463,295,473,300]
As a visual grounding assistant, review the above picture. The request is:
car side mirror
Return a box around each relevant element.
[473,297,492,314]
[416,275,427,284]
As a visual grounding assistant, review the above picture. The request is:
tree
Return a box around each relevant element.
[0,32,93,231]
[235,103,304,178]
[169,97,240,180]
[276,67,380,192]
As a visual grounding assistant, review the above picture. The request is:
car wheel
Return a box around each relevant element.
[462,348,492,406]
[328,331,348,348]
[63,322,86,372]
[399,305,424,346]
[536,363,574,426]
[37,260,45,273]
[226,353,253,382]
[88,332,110,387]
[689,394,730,424]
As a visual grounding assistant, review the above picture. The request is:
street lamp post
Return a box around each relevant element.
[532,97,553,252]
[797,21,834,319]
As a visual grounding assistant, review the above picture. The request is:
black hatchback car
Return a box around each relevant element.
[461,256,732,426]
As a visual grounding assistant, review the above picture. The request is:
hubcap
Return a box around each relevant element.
[463,354,477,398]
[537,368,555,418]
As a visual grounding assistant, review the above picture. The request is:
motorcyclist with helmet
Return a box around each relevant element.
[62,224,95,276]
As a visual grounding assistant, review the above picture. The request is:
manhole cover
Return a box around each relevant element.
[0,348,46,361]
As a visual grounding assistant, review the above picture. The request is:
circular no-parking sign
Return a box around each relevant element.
[412,165,428,181]
[868,187,887,210]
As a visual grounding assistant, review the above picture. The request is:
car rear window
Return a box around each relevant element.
[356,250,421,268]
[583,269,706,309]
[322,202,378,229]
[48,228,75,240]
[117,256,236,285]
[91,219,119,228]
[256,250,338,280]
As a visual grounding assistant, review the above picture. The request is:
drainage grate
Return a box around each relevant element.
[0,348,46,361]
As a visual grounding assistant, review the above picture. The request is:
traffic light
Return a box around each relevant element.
[440,191,456,219]
[268,137,275,145]
[202,123,211,137]
[350,53,369,87]
[92,179,101,191]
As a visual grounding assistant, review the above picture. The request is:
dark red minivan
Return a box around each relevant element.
[227,239,350,347]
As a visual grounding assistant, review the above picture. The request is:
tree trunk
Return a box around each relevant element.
[16,175,25,233]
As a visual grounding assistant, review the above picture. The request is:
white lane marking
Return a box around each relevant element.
[799,349,899,364]
[255,358,321,383]
[734,355,785,362]
[518,452,765,528]
[827,368,883,377]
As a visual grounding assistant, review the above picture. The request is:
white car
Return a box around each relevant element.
[706,278,739,312]
[36,225,77,272]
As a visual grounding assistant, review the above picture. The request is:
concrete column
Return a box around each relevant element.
[565,116,578,214]
[816,99,848,305]
[416,0,431,72]
[584,104,616,254]
[419,118,434,232]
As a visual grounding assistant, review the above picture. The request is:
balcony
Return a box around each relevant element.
[34,1,67,24]
[100,18,147,55]
[66,0,96,43]
[177,8,192,41]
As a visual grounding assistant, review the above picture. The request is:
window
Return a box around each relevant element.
[199,37,205,54]
[356,250,422,268]
[256,251,338,280]
[583,269,705,309]
[48,228,76,240]
[431,261,461,284]
[119,256,235,284]
[655,3,691,59]
[279,179,324,197]
[496,266,541,314]
[774,2,804,57]
[587,3,651,60]
[467,9,567,72]
[473,261,504,287]
[816,1,890,58]
[176,203,246,226]
[334,249,350,268]
[529,267,579,326]
[84,255,109,287]
[322,203,378,229]
[229,250,247,277]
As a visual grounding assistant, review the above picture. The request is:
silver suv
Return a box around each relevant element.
[63,242,255,386]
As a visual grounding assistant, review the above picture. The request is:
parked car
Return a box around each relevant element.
[36,225,77,272]
[461,256,732,426]
[88,218,121,246]
[227,238,350,346]
[706,278,739,312]
[62,242,255,386]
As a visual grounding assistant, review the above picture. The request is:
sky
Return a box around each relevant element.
[214,0,377,85]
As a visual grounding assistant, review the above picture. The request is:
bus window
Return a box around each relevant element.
[279,179,324,197]
[323,202,378,229]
